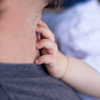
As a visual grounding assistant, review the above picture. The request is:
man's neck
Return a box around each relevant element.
[0,2,40,64]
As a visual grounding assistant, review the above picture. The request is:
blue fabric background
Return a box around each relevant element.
[62,0,87,7]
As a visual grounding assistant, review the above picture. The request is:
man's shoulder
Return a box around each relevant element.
[0,63,79,100]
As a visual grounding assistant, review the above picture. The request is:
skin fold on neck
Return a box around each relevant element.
[0,0,47,64]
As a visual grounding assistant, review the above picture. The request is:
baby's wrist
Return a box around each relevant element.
[60,56,69,84]
[59,53,69,80]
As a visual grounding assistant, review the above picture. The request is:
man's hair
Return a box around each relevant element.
[46,0,65,9]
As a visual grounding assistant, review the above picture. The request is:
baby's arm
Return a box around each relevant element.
[35,20,100,98]
[61,56,100,98]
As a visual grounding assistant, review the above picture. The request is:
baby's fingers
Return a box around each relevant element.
[35,55,57,67]
[36,25,55,42]
[36,39,57,55]
[38,20,49,28]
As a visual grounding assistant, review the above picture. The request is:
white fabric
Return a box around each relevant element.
[42,0,100,73]
[42,0,100,100]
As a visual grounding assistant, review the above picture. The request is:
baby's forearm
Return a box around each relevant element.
[61,56,100,98]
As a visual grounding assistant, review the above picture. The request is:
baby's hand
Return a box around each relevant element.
[35,20,68,79]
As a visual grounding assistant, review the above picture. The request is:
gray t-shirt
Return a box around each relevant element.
[0,63,80,100]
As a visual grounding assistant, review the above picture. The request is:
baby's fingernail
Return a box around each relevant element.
[35,59,39,64]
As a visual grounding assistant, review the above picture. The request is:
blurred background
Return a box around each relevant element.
[42,0,100,100]
[62,0,87,7]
